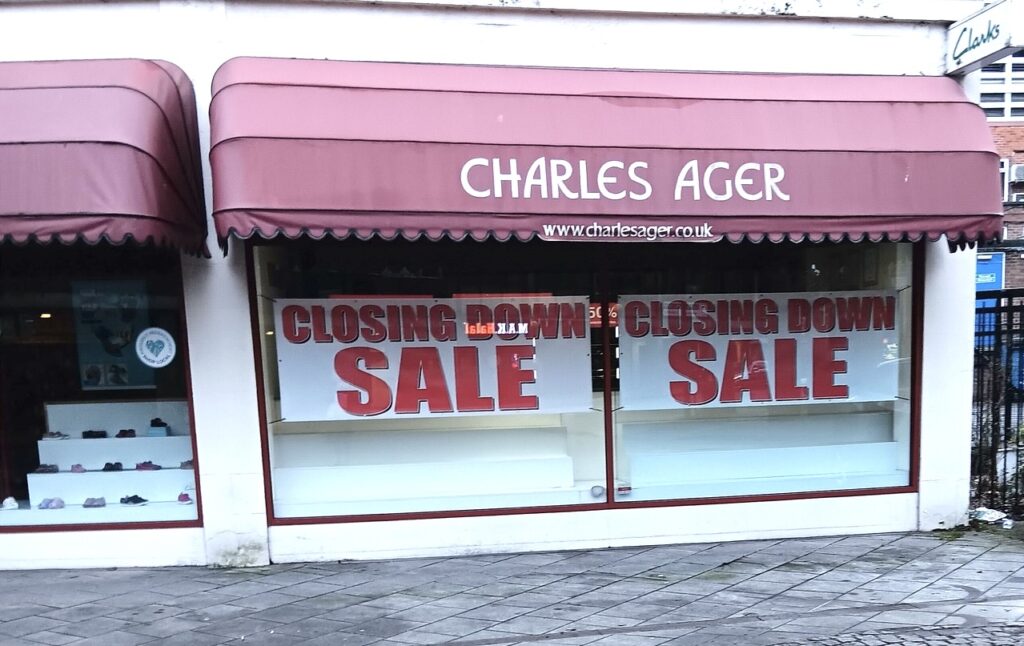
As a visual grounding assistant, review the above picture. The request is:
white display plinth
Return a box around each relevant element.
[274,480,607,517]
[616,473,910,502]
[618,413,907,500]
[629,442,900,485]
[274,456,574,500]
[272,426,581,515]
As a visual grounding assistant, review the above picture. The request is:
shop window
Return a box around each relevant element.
[253,242,608,518]
[252,240,914,520]
[611,243,913,501]
[0,246,199,527]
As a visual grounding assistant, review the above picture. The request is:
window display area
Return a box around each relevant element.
[611,244,914,502]
[262,293,608,515]
[12,401,197,525]
[254,243,610,518]
[252,240,915,521]
[0,246,199,528]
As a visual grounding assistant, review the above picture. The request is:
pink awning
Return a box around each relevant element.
[0,59,207,254]
[210,57,1001,244]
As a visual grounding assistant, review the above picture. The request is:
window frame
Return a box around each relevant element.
[0,246,204,534]
[246,240,923,527]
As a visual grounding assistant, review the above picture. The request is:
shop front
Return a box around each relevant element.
[208,57,1001,561]
[0,60,208,563]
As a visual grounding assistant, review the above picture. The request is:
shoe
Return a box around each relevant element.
[41,432,69,440]
[49,498,64,509]
[1,497,17,510]
[148,418,169,437]
[179,459,194,469]
[82,430,108,439]
[101,462,123,472]
[119,495,147,506]
[177,492,194,505]
[70,464,86,473]
[135,461,162,471]
[35,464,58,474]
[115,429,136,438]
[83,497,106,508]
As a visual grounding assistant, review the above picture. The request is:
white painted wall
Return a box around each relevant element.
[918,241,977,531]
[0,0,986,566]
[0,528,205,570]
[270,494,919,562]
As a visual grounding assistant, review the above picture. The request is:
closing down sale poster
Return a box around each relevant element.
[274,296,593,422]
[619,291,900,410]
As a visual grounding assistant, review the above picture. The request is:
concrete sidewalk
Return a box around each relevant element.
[1,531,1024,646]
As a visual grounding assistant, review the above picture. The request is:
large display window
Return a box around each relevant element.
[610,243,913,501]
[253,242,609,517]
[0,246,199,527]
[251,240,915,521]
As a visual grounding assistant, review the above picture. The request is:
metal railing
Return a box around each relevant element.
[973,288,1024,515]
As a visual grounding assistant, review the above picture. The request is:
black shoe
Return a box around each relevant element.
[82,430,108,439]
[102,462,123,472]
[119,495,147,506]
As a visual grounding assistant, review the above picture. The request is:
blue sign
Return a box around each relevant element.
[977,253,1005,305]
[976,253,1006,349]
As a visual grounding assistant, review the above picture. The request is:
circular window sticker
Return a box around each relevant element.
[135,327,177,368]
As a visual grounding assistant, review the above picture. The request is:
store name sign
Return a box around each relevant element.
[460,158,790,203]
[273,297,593,421]
[946,0,1018,75]
[618,291,899,410]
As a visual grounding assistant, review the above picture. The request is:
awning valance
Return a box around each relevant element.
[0,59,207,254]
[210,57,1001,245]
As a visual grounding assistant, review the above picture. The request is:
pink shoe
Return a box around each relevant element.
[70,464,86,473]
[177,492,193,505]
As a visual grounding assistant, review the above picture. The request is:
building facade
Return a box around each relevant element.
[0,0,1001,569]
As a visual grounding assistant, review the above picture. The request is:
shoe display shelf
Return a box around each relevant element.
[27,467,196,506]
[44,400,190,439]
[0,501,196,526]
[37,435,192,471]
[29,436,195,508]
[270,426,605,517]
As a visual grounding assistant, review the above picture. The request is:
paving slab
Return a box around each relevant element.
[4,531,1024,645]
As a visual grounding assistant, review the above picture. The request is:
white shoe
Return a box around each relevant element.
[2,496,19,510]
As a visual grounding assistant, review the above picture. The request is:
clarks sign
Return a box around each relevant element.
[946,0,1017,75]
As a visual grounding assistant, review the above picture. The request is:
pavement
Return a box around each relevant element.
[2,531,1024,646]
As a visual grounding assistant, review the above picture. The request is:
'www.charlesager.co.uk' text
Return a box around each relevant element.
[541,222,714,241]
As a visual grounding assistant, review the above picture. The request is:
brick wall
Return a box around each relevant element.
[991,124,1024,160]
[987,125,1024,286]
[1005,252,1024,288]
